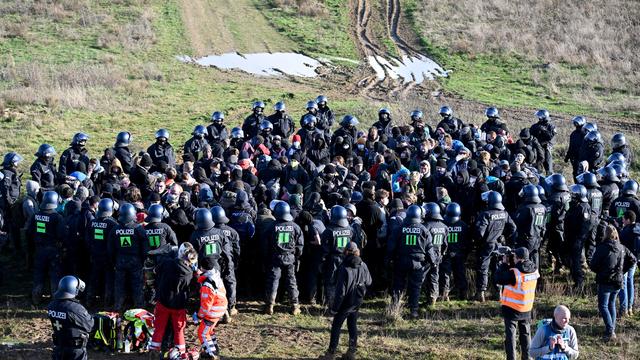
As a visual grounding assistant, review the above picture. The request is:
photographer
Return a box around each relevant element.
[495,247,539,360]
[529,305,579,359]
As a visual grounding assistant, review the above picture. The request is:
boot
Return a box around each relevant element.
[476,291,485,303]
[341,347,356,360]
[291,304,301,315]
[318,349,337,360]
[427,296,437,307]
[229,306,238,316]
[442,291,450,302]
[264,303,274,315]
[221,310,231,324]
[409,309,420,320]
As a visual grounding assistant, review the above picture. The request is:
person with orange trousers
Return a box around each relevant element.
[495,247,539,360]
[196,267,228,359]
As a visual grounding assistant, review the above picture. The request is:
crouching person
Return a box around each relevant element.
[149,243,198,354]
[320,242,372,360]
[197,267,228,359]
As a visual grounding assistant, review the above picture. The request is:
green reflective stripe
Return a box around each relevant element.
[534,214,545,226]
[119,236,132,247]
[205,243,218,255]
[36,221,46,234]
[336,236,349,249]
[405,234,417,246]
[277,232,290,245]
[592,198,602,212]
[448,232,458,244]
[94,228,104,240]
[433,233,444,245]
[149,235,160,248]
[617,207,626,218]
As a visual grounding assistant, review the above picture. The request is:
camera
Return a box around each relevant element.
[492,245,515,267]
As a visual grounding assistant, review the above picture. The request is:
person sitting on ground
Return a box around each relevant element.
[529,305,579,359]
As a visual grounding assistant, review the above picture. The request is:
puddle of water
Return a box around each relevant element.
[177,52,322,78]
[369,54,448,84]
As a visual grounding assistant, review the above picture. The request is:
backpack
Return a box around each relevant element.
[123,309,155,352]
[89,312,122,352]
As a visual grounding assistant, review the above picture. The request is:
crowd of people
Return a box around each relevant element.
[1,97,638,360]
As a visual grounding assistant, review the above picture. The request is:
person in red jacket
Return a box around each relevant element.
[196,267,228,359]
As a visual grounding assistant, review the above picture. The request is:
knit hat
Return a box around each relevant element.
[515,247,529,260]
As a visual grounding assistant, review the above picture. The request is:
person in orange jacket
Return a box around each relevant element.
[196,267,228,359]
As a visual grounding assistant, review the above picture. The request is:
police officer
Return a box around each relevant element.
[108,203,149,310]
[22,180,40,269]
[315,95,335,136]
[565,184,592,289]
[184,125,208,161]
[442,202,469,300]
[481,107,509,135]
[145,204,177,250]
[207,111,229,145]
[611,133,632,168]
[265,101,294,139]
[211,206,241,317]
[242,100,266,139]
[610,180,640,221]
[296,114,324,151]
[387,205,431,319]
[321,205,354,307]
[257,120,275,148]
[564,116,586,179]
[30,144,59,191]
[577,172,603,263]
[59,133,90,177]
[147,129,176,170]
[436,106,465,139]
[423,202,448,306]
[545,173,571,272]
[1,152,23,254]
[85,198,118,307]
[190,208,233,277]
[372,108,393,136]
[598,166,620,217]
[474,191,516,302]
[513,185,546,268]
[113,131,133,174]
[48,276,93,360]
[332,115,359,147]
[529,109,556,175]
[578,130,605,172]
[264,202,304,315]
[28,191,65,305]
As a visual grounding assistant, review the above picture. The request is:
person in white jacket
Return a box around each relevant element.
[529,305,579,359]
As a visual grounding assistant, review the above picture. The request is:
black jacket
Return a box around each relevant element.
[47,298,94,347]
[620,223,640,258]
[147,142,176,170]
[589,239,631,288]
[331,255,372,313]
[564,129,583,163]
[114,146,133,174]
[59,146,90,176]
[155,257,194,309]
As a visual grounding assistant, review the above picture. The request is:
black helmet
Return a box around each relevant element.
[410,110,423,120]
[607,152,626,165]
[378,107,391,116]
[118,203,136,224]
[252,101,265,111]
[211,111,224,123]
[231,127,244,139]
[274,101,286,112]
[302,114,317,128]
[536,184,546,197]
[192,125,207,137]
[115,131,131,147]
[2,152,23,167]
[546,173,569,192]
[40,191,59,210]
[35,144,56,158]
[598,166,620,183]
[584,131,601,143]
[572,116,586,127]
[622,180,639,196]
[96,198,114,218]
[482,191,504,210]
[611,133,626,149]
[512,171,527,180]
[576,172,599,189]
[259,120,274,133]
[306,100,318,111]
[155,128,170,140]
[211,206,229,225]
[608,163,626,180]
[71,132,89,146]
[535,109,550,121]
[54,275,85,300]
[316,95,328,106]
[423,202,443,221]
[519,184,540,203]
[195,208,214,230]
[570,184,588,203]
[583,122,598,133]
[439,106,452,118]
[274,202,293,221]
[444,202,461,222]
[341,115,359,127]
[330,205,349,227]
[406,205,423,224]
[146,204,164,223]
[485,107,500,119]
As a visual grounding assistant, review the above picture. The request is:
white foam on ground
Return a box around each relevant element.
[178,52,322,78]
